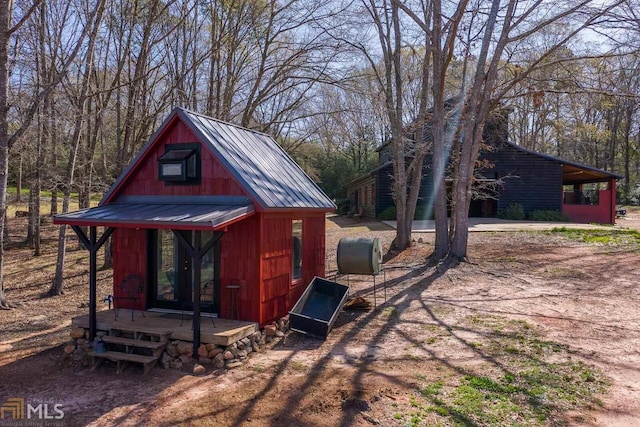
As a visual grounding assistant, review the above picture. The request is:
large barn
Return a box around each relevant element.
[347,110,621,225]
[55,108,335,347]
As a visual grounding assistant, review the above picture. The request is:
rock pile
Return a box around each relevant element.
[161,315,290,372]
[62,327,94,367]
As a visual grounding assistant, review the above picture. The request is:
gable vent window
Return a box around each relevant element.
[158,144,201,183]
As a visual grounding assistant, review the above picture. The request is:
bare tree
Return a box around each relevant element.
[396,0,625,264]
[445,0,625,263]
[400,0,467,260]
[353,0,436,250]
[0,0,42,309]
[50,0,107,296]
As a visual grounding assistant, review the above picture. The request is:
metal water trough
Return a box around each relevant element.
[289,277,349,339]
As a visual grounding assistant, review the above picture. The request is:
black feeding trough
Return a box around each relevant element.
[289,276,349,339]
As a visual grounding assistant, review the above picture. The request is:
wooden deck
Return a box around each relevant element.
[72,310,258,346]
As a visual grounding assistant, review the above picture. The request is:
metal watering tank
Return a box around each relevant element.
[336,237,382,275]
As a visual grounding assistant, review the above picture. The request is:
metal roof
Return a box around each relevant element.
[503,141,623,183]
[54,196,254,230]
[102,108,336,211]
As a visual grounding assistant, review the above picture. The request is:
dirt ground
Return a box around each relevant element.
[0,213,639,426]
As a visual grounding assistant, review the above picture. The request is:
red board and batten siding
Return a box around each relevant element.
[214,211,327,326]
[119,120,247,198]
[111,119,251,312]
[218,215,261,322]
[259,213,327,325]
[260,216,292,324]
[112,228,147,310]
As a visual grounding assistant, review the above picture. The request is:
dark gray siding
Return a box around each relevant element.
[480,143,562,214]
[346,175,376,218]
[376,144,563,218]
[376,164,394,217]
[375,161,436,219]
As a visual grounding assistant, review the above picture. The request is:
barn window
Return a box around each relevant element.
[158,143,200,183]
[292,219,303,280]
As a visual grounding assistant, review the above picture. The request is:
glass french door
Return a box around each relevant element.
[150,229,219,313]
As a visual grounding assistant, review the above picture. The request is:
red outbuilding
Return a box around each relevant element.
[54,108,335,348]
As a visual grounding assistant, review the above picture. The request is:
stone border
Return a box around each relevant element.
[62,316,291,375]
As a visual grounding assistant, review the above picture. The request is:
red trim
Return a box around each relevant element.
[215,211,255,229]
[610,179,616,224]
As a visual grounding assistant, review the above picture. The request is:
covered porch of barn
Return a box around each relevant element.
[561,164,619,224]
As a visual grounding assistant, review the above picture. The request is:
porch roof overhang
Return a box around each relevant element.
[561,164,622,185]
[53,195,254,230]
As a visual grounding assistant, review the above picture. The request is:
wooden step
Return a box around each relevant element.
[89,350,157,363]
[89,351,158,374]
[108,327,172,344]
[108,324,173,337]
[101,335,166,350]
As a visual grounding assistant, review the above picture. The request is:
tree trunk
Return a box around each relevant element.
[3,211,9,246]
[387,0,410,251]
[26,185,35,246]
[34,0,46,257]
[0,0,13,309]
[16,155,21,202]
[430,0,450,262]
[448,125,475,263]
[623,104,633,203]
[49,113,58,215]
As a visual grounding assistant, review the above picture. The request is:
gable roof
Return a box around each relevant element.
[103,108,335,211]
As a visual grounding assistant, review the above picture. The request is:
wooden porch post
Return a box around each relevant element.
[70,225,115,341]
[192,231,202,359]
[610,178,617,224]
[89,227,97,341]
[172,230,225,358]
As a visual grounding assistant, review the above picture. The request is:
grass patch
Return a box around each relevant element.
[404,315,609,426]
[4,187,101,217]
[496,255,520,263]
[544,266,588,279]
[6,186,102,202]
[288,360,307,373]
[422,381,444,397]
[381,306,397,318]
[550,227,640,247]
